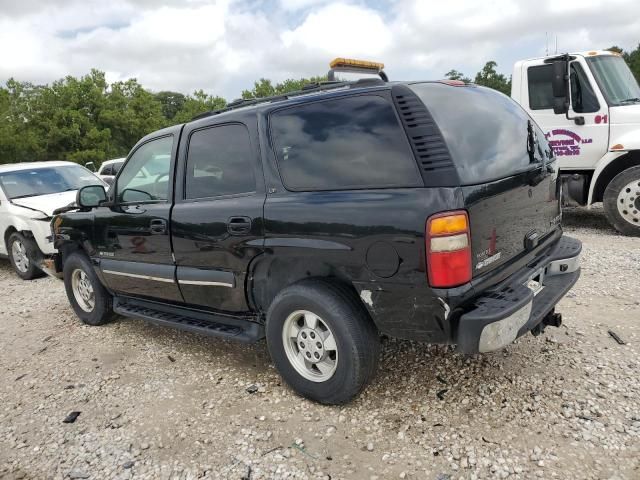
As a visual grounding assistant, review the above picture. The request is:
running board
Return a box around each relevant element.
[113,297,264,343]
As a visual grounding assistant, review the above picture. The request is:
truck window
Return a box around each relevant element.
[409,83,553,185]
[570,62,599,113]
[185,124,256,199]
[117,136,173,203]
[528,65,554,110]
[270,95,421,191]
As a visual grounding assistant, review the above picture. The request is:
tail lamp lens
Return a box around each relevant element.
[426,211,472,288]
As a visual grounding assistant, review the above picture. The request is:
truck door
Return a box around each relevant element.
[523,57,609,169]
[93,130,183,302]
[170,117,265,313]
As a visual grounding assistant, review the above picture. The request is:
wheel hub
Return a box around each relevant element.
[11,240,29,273]
[296,327,326,364]
[71,269,95,313]
[282,310,338,382]
[616,179,640,225]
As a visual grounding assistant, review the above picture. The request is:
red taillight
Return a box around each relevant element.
[426,211,472,288]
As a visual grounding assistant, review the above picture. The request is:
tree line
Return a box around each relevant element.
[1,44,638,166]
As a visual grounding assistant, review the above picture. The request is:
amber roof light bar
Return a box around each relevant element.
[328,57,388,82]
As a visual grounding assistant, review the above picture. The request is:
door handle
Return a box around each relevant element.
[227,216,251,235]
[150,218,167,235]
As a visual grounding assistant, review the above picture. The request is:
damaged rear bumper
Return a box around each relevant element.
[455,235,581,354]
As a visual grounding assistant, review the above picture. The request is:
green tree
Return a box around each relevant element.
[241,75,328,99]
[155,91,186,120]
[474,61,512,95]
[444,69,471,83]
[172,90,226,123]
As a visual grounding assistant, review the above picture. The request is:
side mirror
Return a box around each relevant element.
[77,185,107,208]
[84,161,96,172]
[551,60,569,115]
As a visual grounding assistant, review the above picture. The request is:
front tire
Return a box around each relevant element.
[8,232,44,280]
[603,165,640,237]
[63,252,116,326]
[266,279,380,404]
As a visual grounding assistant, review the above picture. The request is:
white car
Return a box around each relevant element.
[96,158,125,185]
[0,161,105,279]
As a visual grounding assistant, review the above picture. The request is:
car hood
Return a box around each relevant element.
[11,191,77,217]
[609,104,640,124]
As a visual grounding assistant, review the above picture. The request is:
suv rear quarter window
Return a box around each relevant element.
[409,83,553,185]
[270,95,422,191]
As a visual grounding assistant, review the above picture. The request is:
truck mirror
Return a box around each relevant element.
[77,185,107,208]
[552,60,569,115]
[84,161,96,172]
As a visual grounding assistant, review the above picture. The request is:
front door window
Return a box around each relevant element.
[117,136,173,203]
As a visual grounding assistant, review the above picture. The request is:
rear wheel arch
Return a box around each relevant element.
[249,256,371,320]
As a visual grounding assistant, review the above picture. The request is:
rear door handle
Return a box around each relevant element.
[227,216,251,235]
[150,218,167,235]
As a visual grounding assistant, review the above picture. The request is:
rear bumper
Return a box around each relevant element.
[456,235,581,354]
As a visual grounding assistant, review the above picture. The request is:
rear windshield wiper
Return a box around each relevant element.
[620,97,640,104]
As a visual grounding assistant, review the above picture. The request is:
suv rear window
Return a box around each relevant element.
[270,95,421,191]
[409,83,552,185]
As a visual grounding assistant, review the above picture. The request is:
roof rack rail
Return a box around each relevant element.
[191,80,358,120]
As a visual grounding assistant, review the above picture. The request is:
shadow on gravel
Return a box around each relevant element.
[562,205,617,233]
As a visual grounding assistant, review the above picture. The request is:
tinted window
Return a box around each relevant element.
[100,164,112,176]
[117,136,173,203]
[528,65,554,110]
[185,124,256,199]
[409,83,553,185]
[270,95,421,191]
[570,62,599,113]
[113,161,124,175]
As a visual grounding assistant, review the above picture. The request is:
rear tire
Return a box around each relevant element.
[63,252,116,326]
[603,166,640,237]
[7,232,44,280]
[266,279,380,404]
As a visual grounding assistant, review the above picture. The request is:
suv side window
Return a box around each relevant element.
[528,65,554,110]
[117,136,173,203]
[570,62,599,113]
[101,164,112,176]
[185,124,256,199]
[270,95,421,191]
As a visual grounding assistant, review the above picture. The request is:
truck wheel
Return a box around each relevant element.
[603,166,640,237]
[266,279,380,404]
[7,232,44,280]
[63,252,116,326]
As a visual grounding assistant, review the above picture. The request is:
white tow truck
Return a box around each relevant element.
[511,50,640,236]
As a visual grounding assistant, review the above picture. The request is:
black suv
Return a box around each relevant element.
[50,68,581,404]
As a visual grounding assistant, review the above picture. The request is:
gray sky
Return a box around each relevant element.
[1,0,639,99]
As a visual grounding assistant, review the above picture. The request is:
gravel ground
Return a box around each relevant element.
[0,206,638,480]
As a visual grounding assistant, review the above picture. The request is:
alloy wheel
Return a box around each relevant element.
[282,310,338,382]
[71,269,95,313]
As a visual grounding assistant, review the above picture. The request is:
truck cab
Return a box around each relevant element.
[512,50,640,235]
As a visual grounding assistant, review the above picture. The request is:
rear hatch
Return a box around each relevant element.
[409,82,561,277]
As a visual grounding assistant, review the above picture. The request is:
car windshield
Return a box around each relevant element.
[587,55,640,106]
[0,164,101,199]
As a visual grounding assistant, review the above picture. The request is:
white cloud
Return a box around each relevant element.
[0,0,639,98]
